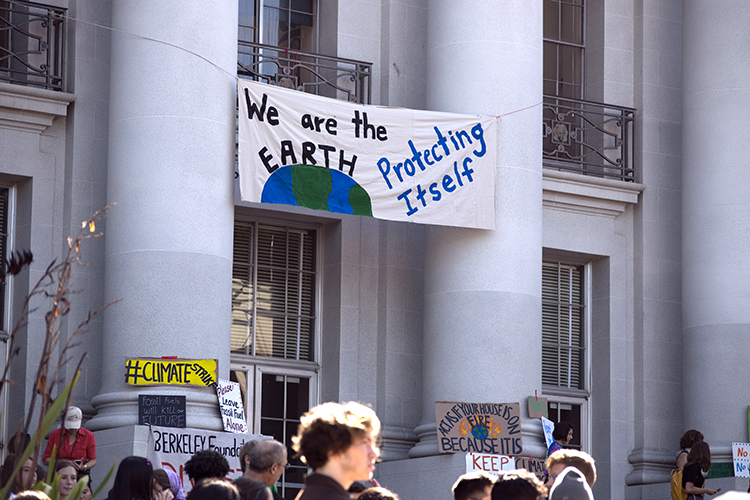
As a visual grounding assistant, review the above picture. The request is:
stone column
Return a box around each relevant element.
[89,0,238,431]
[682,1,750,457]
[410,0,544,458]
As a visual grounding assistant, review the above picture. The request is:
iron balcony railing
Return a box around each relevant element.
[238,40,372,105]
[543,95,636,182]
[0,0,65,91]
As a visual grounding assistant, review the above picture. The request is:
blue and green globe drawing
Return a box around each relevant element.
[261,164,373,217]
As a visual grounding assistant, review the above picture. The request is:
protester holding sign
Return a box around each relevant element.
[292,402,380,500]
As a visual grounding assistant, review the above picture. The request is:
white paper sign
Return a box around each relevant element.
[216,379,248,434]
[466,453,515,475]
[238,80,497,229]
[732,442,750,477]
[147,425,265,492]
[541,416,555,449]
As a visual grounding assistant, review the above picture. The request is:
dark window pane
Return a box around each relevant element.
[543,0,560,40]
[261,374,285,418]
[286,377,308,419]
[560,3,584,44]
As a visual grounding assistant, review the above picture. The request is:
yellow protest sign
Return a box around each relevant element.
[125,358,218,387]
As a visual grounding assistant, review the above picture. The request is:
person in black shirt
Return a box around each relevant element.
[682,441,720,498]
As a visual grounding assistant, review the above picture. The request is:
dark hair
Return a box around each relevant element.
[686,441,711,472]
[7,432,31,455]
[293,402,380,470]
[552,422,573,442]
[545,449,597,487]
[55,460,76,473]
[105,456,153,500]
[233,476,270,500]
[679,430,704,450]
[491,469,546,500]
[348,481,372,494]
[452,472,494,500]
[1,453,37,494]
[78,470,92,492]
[153,469,171,491]
[358,487,400,500]
[189,479,239,500]
[184,450,230,483]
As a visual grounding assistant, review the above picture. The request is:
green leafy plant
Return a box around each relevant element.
[0,206,118,499]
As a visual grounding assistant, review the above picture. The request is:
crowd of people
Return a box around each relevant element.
[0,405,729,500]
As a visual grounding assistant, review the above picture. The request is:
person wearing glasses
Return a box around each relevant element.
[237,439,289,500]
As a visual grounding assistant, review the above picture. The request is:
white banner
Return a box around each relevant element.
[147,425,266,492]
[238,80,497,230]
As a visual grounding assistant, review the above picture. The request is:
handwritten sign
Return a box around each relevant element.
[528,396,548,419]
[125,358,218,387]
[238,80,497,230]
[435,401,522,455]
[541,416,555,448]
[732,442,750,477]
[147,425,265,493]
[216,379,248,434]
[139,395,186,428]
[466,453,546,481]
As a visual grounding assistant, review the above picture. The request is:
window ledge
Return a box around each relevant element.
[543,169,644,218]
[0,82,75,133]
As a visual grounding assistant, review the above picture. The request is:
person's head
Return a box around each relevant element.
[184,449,230,484]
[153,468,172,497]
[7,431,31,455]
[188,479,239,500]
[240,439,288,486]
[552,422,573,445]
[165,469,186,500]
[1,454,37,494]
[293,401,380,487]
[545,449,596,489]
[78,472,92,500]
[233,476,272,500]
[13,492,51,500]
[358,487,400,500]
[55,460,78,500]
[451,471,494,500]
[491,469,546,500]
[686,441,712,472]
[680,430,704,450]
[348,480,372,499]
[548,467,593,500]
[64,406,83,435]
[108,456,154,500]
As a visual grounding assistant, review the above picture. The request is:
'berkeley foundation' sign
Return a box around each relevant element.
[238,80,497,230]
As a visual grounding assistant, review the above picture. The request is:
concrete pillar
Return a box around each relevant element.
[89,0,238,431]
[410,0,544,458]
[682,1,750,458]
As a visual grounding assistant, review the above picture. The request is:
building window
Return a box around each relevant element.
[542,262,585,390]
[542,260,589,451]
[238,0,317,52]
[0,187,10,334]
[231,221,316,360]
[543,0,584,100]
[231,219,318,500]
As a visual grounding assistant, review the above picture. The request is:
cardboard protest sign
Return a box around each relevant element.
[528,396,548,419]
[139,395,186,428]
[125,358,217,387]
[147,425,265,492]
[466,454,546,481]
[732,442,750,477]
[216,379,248,434]
[238,80,497,230]
[435,401,522,455]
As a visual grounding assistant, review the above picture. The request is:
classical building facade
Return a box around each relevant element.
[0,1,748,499]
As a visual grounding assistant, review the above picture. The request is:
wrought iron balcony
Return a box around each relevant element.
[0,0,65,91]
[543,96,635,182]
[238,41,372,105]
